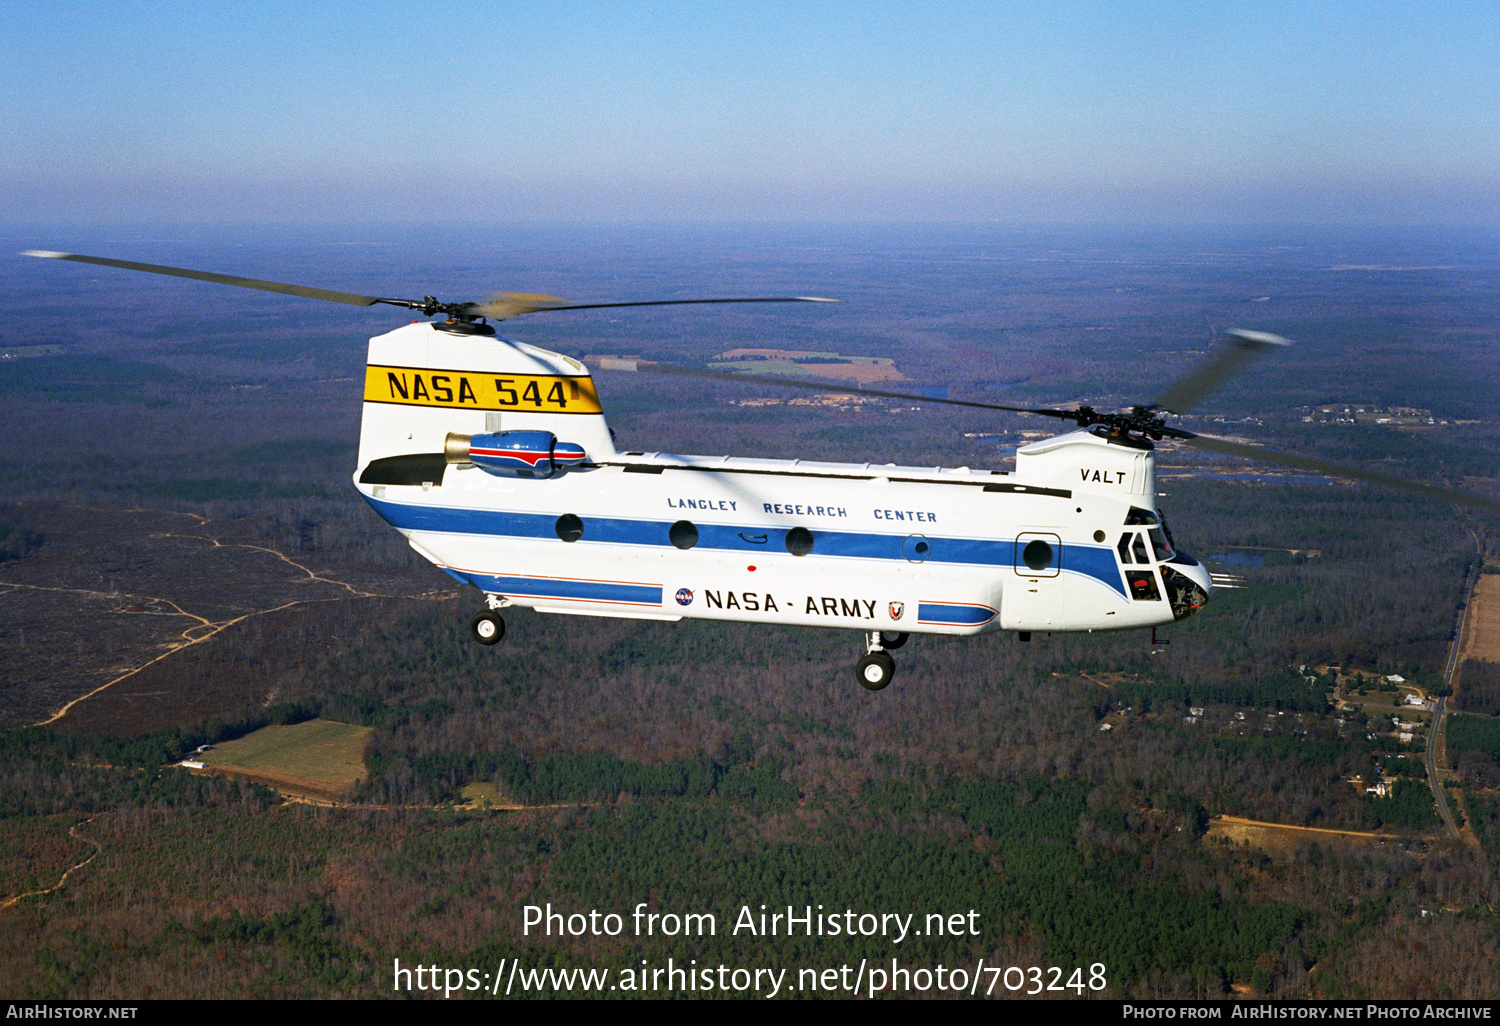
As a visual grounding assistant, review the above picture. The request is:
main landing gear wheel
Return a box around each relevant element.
[878,631,908,650]
[856,651,896,691]
[470,610,505,645]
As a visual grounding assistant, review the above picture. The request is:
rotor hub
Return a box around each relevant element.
[1069,404,1181,441]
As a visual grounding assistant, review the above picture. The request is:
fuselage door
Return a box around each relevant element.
[1014,532,1062,578]
[1004,531,1063,629]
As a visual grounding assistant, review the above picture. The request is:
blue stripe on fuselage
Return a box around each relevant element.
[1060,543,1126,596]
[362,494,1127,597]
[447,570,662,606]
[917,602,997,626]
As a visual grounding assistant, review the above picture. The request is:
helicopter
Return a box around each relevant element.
[23,250,1500,690]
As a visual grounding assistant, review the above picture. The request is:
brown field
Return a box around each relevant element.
[1208,815,1423,858]
[793,362,905,384]
[198,718,372,802]
[1458,574,1500,664]
[711,348,906,384]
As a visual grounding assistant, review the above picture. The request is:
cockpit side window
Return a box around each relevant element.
[1118,529,1162,600]
[1125,507,1159,525]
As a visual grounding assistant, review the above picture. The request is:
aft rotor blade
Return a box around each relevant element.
[602,360,1079,420]
[25,251,840,322]
[472,295,839,322]
[1150,329,1291,415]
[23,250,386,307]
[1183,433,1500,514]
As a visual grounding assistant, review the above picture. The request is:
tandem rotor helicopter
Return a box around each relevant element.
[24,250,1500,690]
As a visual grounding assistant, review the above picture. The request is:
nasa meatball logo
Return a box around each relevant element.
[675,588,694,607]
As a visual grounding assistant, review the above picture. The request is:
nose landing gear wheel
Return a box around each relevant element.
[856,651,896,691]
[470,610,505,645]
[878,631,908,650]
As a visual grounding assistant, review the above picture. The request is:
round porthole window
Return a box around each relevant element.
[785,527,814,556]
[555,513,584,543]
[902,534,931,563]
[1022,538,1053,571]
[669,520,699,549]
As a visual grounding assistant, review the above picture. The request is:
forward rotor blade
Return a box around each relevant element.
[474,295,839,322]
[1183,433,1500,514]
[600,360,1079,420]
[22,250,386,307]
[1150,329,1290,414]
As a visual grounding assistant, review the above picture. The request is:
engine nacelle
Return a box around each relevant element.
[445,431,587,479]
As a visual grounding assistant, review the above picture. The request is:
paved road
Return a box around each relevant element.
[1426,695,1460,838]
[1426,556,1478,841]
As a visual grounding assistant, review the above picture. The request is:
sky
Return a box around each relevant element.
[2,1,1497,225]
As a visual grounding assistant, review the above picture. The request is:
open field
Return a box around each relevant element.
[709,348,905,383]
[1458,575,1500,665]
[457,781,506,807]
[456,782,579,811]
[1208,815,1426,859]
[198,718,372,801]
[1333,690,1425,721]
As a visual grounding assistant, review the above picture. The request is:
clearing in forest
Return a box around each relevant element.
[1208,815,1421,859]
[710,349,905,384]
[1459,575,1500,665]
[198,718,372,801]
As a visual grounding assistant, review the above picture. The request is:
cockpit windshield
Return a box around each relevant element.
[1123,507,1176,561]
[1158,511,1178,551]
[1148,527,1173,561]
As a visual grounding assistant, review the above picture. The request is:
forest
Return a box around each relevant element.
[1,223,1498,999]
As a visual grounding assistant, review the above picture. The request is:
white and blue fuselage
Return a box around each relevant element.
[354,322,1212,638]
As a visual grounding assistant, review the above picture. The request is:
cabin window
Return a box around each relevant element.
[555,514,584,543]
[1022,538,1053,571]
[785,527,814,556]
[669,520,699,550]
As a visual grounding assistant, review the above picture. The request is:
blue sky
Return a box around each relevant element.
[3,1,1497,224]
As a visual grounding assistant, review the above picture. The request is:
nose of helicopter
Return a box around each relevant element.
[1161,554,1212,621]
